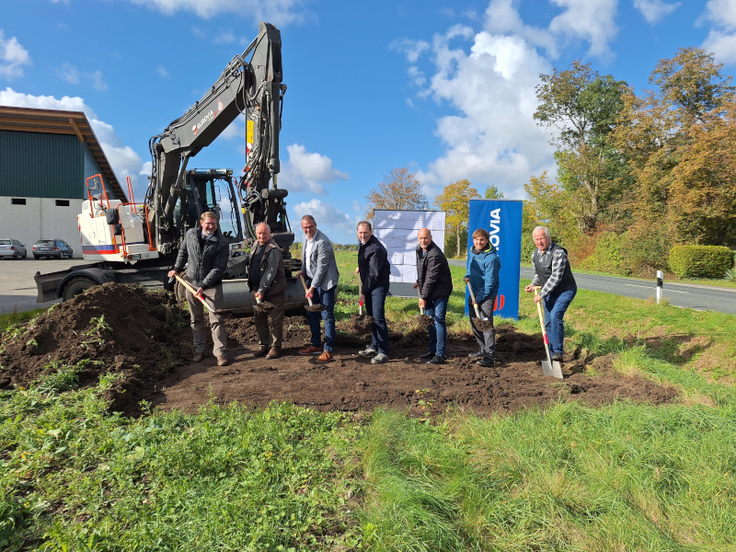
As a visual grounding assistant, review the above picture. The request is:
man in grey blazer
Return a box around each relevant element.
[296,215,340,363]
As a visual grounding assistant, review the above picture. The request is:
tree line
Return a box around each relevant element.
[364,47,736,273]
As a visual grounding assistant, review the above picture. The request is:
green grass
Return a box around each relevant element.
[2,254,736,550]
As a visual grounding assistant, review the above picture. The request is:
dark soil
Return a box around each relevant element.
[0,283,679,418]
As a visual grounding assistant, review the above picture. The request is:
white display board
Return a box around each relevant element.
[373,209,446,296]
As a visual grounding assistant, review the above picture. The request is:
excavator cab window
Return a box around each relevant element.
[185,171,243,245]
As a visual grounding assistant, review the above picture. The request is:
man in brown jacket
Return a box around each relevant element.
[248,223,287,359]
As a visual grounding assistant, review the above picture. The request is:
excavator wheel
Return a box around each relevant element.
[62,277,96,301]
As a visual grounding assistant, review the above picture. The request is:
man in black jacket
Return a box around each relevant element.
[414,228,453,364]
[357,221,391,364]
[168,211,230,366]
[249,223,288,359]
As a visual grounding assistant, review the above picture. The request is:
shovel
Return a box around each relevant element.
[174,274,229,314]
[415,286,433,327]
[299,274,326,312]
[533,287,563,379]
[466,281,493,332]
[351,276,373,334]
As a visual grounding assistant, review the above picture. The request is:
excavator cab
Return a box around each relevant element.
[171,169,245,248]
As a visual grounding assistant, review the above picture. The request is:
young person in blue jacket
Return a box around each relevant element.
[464,228,501,367]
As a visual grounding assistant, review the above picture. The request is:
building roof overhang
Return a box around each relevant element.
[0,105,128,201]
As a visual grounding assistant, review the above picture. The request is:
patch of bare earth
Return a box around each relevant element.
[1,283,678,417]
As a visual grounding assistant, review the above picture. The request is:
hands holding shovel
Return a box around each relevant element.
[299,273,326,313]
[465,279,493,332]
[169,272,224,313]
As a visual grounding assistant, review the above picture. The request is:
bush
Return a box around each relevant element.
[669,245,733,279]
[578,231,630,276]
[621,227,670,278]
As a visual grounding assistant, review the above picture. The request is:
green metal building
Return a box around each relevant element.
[0,106,128,256]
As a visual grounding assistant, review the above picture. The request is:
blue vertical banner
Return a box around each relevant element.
[466,200,523,320]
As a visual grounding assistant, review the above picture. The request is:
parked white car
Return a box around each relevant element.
[0,239,28,259]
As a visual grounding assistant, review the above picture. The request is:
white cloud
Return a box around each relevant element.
[701,0,736,63]
[126,0,308,26]
[278,144,349,195]
[157,64,170,78]
[483,0,558,56]
[56,63,108,91]
[409,26,554,200]
[389,38,430,64]
[0,30,31,80]
[632,0,681,24]
[548,0,618,59]
[0,88,145,199]
[291,199,358,238]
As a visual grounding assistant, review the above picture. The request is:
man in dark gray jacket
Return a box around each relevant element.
[296,215,339,363]
[168,211,230,366]
[248,223,287,359]
[414,228,453,364]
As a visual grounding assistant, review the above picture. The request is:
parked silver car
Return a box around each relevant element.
[0,239,28,259]
[33,239,74,259]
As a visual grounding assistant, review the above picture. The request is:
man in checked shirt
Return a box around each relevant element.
[524,226,577,362]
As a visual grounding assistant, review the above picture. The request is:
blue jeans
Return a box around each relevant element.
[425,297,448,357]
[544,287,577,355]
[306,284,336,352]
[365,283,389,355]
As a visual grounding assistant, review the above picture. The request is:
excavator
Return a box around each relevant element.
[34,22,305,312]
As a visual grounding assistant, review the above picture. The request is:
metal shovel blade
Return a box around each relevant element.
[542,359,563,379]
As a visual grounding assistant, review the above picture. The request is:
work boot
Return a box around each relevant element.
[316,350,333,364]
[193,351,205,362]
[266,347,281,359]
[468,351,483,359]
[299,344,322,355]
[551,353,564,362]
[217,355,229,367]
[418,351,435,360]
[476,355,494,367]
[427,355,445,365]
[371,352,389,365]
[358,347,377,357]
[254,346,268,358]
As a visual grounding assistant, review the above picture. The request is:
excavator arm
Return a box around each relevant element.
[145,21,289,254]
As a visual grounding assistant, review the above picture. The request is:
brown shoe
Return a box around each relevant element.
[266,347,281,359]
[217,355,229,367]
[299,344,322,355]
[254,346,268,358]
[193,351,205,362]
[316,350,333,363]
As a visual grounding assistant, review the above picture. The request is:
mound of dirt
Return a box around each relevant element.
[1,283,679,417]
[0,282,193,410]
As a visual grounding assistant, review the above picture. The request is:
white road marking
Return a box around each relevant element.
[625,284,689,294]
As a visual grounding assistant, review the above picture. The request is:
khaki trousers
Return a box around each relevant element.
[186,285,227,357]
[254,293,285,349]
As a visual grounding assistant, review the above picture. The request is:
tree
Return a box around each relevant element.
[614,47,736,247]
[365,167,428,220]
[484,185,504,199]
[434,179,480,258]
[534,61,630,232]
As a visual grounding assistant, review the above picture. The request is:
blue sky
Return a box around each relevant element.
[2,0,735,244]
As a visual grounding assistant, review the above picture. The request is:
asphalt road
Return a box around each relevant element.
[0,258,90,315]
[449,260,736,315]
[3,258,736,316]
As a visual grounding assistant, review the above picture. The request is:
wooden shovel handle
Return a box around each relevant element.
[299,274,314,306]
[358,276,363,314]
[175,274,214,311]
[465,281,482,318]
